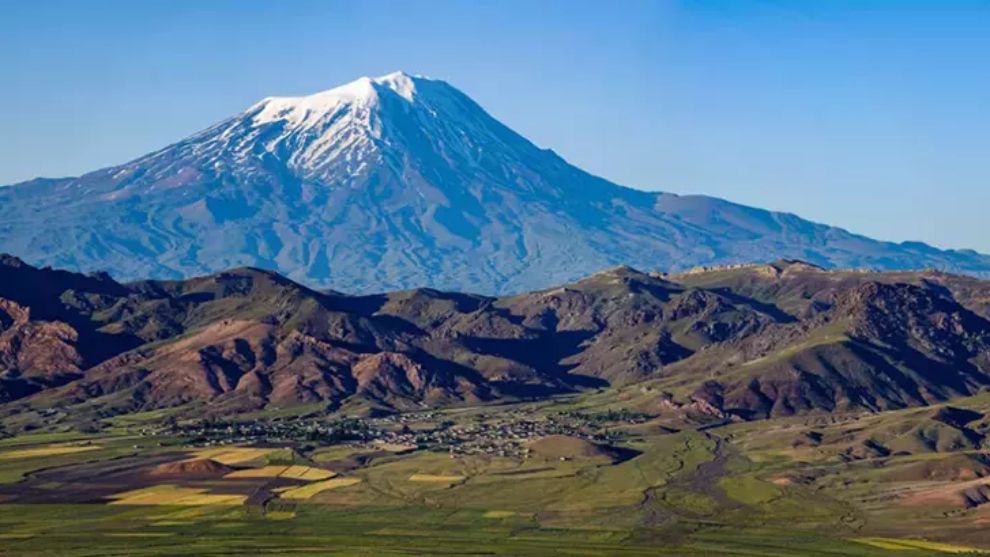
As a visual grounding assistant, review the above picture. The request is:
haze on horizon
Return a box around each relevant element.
[1,0,988,254]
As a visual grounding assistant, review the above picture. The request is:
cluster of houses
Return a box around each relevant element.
[141,407,650,458]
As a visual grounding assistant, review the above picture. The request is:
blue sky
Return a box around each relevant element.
[2,0,988,252]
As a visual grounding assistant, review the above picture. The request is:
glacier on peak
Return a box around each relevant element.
[188,70,543,182]
[180,72,432,179]
[250,71,425,128]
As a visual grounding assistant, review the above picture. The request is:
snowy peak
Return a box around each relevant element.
[213,72,445,180]
[195,71,544,183]
[250,71,424,127]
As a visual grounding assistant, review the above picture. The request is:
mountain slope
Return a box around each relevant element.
[3,256,990,425]
[1,72,989,294]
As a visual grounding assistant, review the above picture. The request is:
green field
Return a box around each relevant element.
[3,395,990,556]
[0,504,955,557]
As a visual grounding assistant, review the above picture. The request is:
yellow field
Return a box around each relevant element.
[408,474,466,483]
[192,447,273,465]
[223,465,288,478]
[0,445,101,460]
[281,465,336,480]
[483,510,517,518]
[224,465,335,481]
[277,478,362,500]
[852,537,981,553]
[108,484,247,506]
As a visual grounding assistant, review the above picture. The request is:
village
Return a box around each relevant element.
[144,408,651,459]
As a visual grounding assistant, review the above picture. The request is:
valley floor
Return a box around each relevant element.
[3,394,990,556]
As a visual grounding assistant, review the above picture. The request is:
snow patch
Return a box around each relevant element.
[373,71,418,102]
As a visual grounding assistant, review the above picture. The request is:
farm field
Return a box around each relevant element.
[3,395,990,555]
[0,503,925,557]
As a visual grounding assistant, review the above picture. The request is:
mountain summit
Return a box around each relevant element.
[2,72,989,293]
[231,71,524,182]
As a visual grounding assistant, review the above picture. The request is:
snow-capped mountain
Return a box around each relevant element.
[2,71,989,293]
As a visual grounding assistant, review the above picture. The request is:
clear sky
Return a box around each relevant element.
[2,0,988,252]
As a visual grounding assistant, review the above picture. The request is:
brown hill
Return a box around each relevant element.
[883,454,990,482]
[149,458,234,477]
[0,298,83,401]
[0,256,141,402]
[2,256,990,424]
[653,265,990,418]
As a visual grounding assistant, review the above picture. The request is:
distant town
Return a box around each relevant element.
[142,409,652,458]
